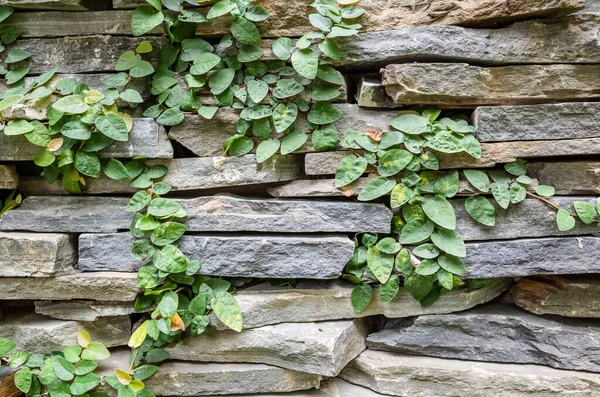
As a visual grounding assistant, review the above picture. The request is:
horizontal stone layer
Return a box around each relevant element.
[167,319,372,376]
[512,275,600,318]
[100,349,321,396]
[212,279,511,330]
[0,272,139,301]
[0,195,392,233]
[367,303,600,372]
[340,349,600,396]
[0,312,130,354]
[382,63,600,106]
[0,166,18,189]
[528,161,600,195]
[79,233,355,279]
[0,118,172,161]
[1,0,110,10]
[0,232,76,277]
[474,102,600,142]
[34,300,136,322]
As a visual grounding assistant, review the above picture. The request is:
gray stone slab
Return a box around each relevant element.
[339,349,600,397]
[0,166,17,189]
[0,232,76,277]
[382,63,600,107]
[167,319,373,376]
[0,195,392,233]
[474,103,600,142]
[0,312,130,354]
[78,233,355,279]
[528,161,600,195]
[368,303,600,372]
[34,300,136,322]
[1,0,110,10]
[356,77,398,109]
[0,272,139,301]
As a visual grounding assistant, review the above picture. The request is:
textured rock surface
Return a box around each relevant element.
[474,102,600,142]
[513,275,600,318]
[1,0,110,10]
[100,349,321,396]
[356,77,398,108]
[0,232,76,277]
[0,166,18,189]
[35,300,136,321]
[367,303,600,372]
[0,312,130,354]
[167,319,372,376]
[0,118,172,161]
[0,195,392,233]
[340,349,600,397]
[211,279,511,330]
[528,161,600,194]
[0,273,139,301]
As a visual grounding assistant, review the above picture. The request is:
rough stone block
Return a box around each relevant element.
[0,312,130,354]
[339,349,600,397]
[367,303,600,372]
[0,166,18,189]
[0,273,139,301]
[166,319,372,376]
[528,161,600,195]
[382,63,600,107]
[356,77,398,108]
[34,301,136,322]
[0,232,76,277]
[1,0,111,10]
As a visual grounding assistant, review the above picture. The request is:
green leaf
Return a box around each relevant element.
[491,182,510,209]
[74,151,101,178]
[357,177,396,201]
[504,159,527,176]
[151,222,187,246]
[351,284,373,313]
[307,102,342,125]
[104,158,131,180]
[9,351,29,367]
[5,66,30,85]
[153,244,187,273]
[465,196,495,226]
[312,124,338,152]
[556,208,575,231]
[115,51,141,71]
[273,103,298,133]
[240,105,272,120]
[434,170,460,198]
[431,229,466,257]
[335,154,368,187]
[132,5,164,36]
[81,342,110,361]
[510,184,526,204]
[189,294,207,316]
[281,131,307,155]
[190,53,221,75]
[157,107,184,126]
[318,38,340,60]
[207,0,235,18]
[133,365,159,381]
[426,132,463,153]
[74,360,97,376]
[34,147,56,167]
[157,291,178,317]
[272,78,304,99]
[130,60,154,78]
[390,183,416,208]
[272,37,293,60]
[0,6,14,24]
[62,120,91,140]
[463,170,489,192]
[119,89,144,104]
[390,114,430,135]
[422,195,456,230]
[52,95,89,115]
[148,198,183,217]
[54,355,75,381]
[395,248,413,276]
[245,5,270,21]
[412,243,440,259]
[15,367,32,393]
[291,48,318,79]
[415,258,440,276]
[535,185,555,197]
[145,348,170,363]
[574,201,597,224]
[317,65,344,85]
[379,275,400,303]
[247,79,269,103]
[0,337,16,356]
[225,135,254,156]
[231,17,261,46]
[436,268,454,290]
[132,239,155,261]
[309,85,340,101]
[404,273,434,301]
[256,138,280,163]
[211,292,243,332]
[376,237,401,254]
[70,373,102,395]
[209,68,235,95]
[438,254,468,276]
[6,48,31,64]
[4,119,33,135]
[367,246,394,284]
[378,149,413,177]
[95,113,128,141]
[400,219,435,245]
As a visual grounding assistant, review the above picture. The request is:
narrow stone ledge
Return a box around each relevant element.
[0,273,139,301]
[367,303,600,372]
[0,312,130,354]
[0,232,76,277]
[1,0,111,10]
[528,161,600,195]
[339,350,600,396]
[382,63,600,107]
[0,195,392,233]
[0,166,18,189]
[34,301,136,322]
[166,319,373,377]
[512,275,600,318]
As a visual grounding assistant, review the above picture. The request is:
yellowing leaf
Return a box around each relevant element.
[128,320,149,348]
[116,368,132,386]
[78,330,91,348]
[83,89,105,104]
[170,312,186,332]
[130,380,145,392]
[119,112,134,132]
[338,0,360,4]
[47,137,63,152]
[102,104,118,115]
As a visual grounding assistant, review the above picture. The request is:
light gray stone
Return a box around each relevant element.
[581,0,600,12]
[0,118,172,161]
[0,312,130,354]
[34,301,136,322]
[528,161,600,195]
[340,349,600,397]
[78,233,355,279]
[367,303,600,372]
[0,232,76,277]
[100,349,322,396]
[0,195,392,233]
[356,77,398,108]
[0,0,110,10]
[167,319,372,376]
[512,275,600,318]
[0,166,17,189]
[382,63,600,107]
[211,278,511,330]
[474,103,600,142]
[0,272,139,301]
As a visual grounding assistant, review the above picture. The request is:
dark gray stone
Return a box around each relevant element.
[0,166,18,189]
[34,300,136,321]
[528,161,600,195]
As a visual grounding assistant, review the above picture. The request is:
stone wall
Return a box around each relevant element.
[1,0,600,396]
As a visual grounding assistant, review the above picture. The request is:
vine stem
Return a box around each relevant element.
[525,191,577,217]
[129,348,139,373]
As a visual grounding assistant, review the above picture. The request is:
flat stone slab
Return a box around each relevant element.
[0,195,392,233]
[167,319,372,376]
[340,349,600,397]
[367,303,600,372]
[1,0,110,10]
[0,312,130,354]
[513,275,600,318]
[0,118,172,161]
[211,279,511,330]
[356,77,398,109]
[474,102,600,142]
[382,63,600,107]
[0,166,18,189]
[100,349,321,396]
[34,300,136,322]
[528,161,600,195]
[0,272,139,301]
[18,155,302,195]
[0,232,76,277]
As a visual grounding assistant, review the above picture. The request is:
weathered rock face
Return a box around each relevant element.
[167,319,373,376]
[382,63,600,106]
[0,312,130,354]
[367,303,600,372]
[355,77,398,108]
[340,350,600,397]
[1,0,110,10]
[210,279,510,330]
[0,273,139,301]
[0,165,18,189]
[528,162,600,194]
[474,102,600,142]
[0,195,392,233]
[34,301,136,321]
[513,275,600,318]
[0,232,76,277]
